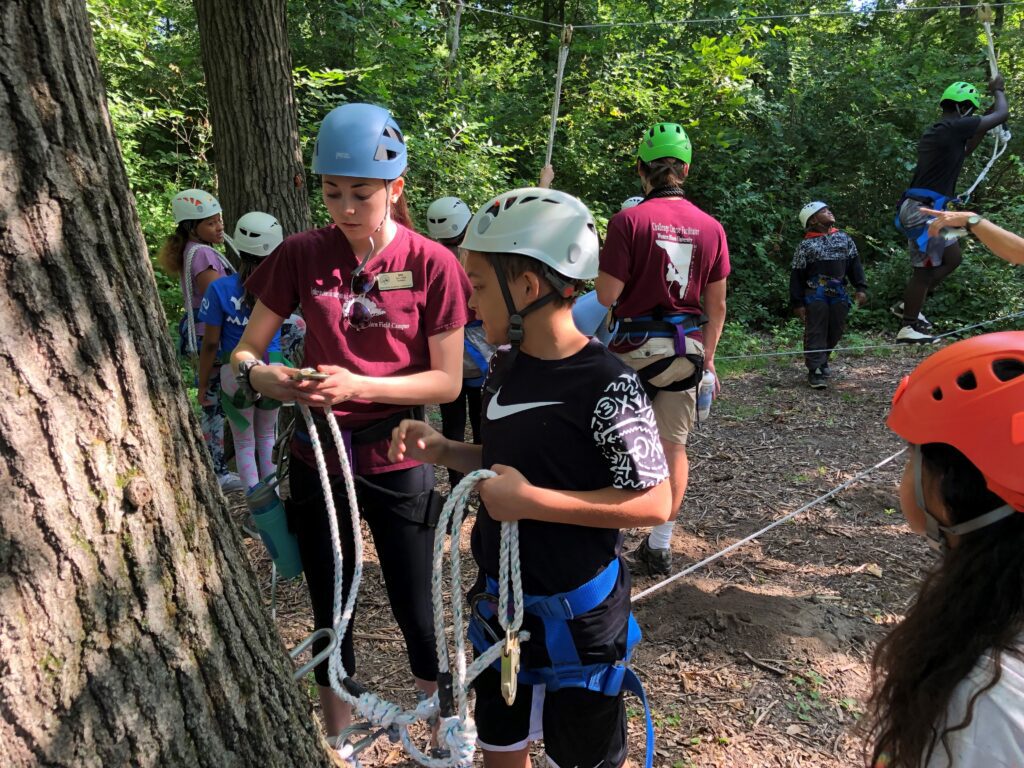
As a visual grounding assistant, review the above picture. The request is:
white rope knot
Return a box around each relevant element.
[440,715,477,762]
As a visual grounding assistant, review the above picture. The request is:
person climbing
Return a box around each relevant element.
[389,186,671,768]
[229,103,471,753]
[894,77,1008,343]
[157,188,244,493]
[922,206,1024,266]
[791,201,868,389]
[866,331,1024,767]
[595,121,730,576]
[425,195,496,489]
[198,211,285,492]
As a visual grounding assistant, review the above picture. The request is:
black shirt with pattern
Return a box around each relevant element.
[470,340,668,667]
[789,229,868,308]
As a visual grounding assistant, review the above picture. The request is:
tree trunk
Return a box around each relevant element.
[194,0,311,237]
[0,2,331,766]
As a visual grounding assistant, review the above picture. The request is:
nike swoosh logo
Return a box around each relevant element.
[486,387,563,421]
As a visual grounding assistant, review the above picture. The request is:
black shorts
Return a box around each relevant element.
[473,666,627,768]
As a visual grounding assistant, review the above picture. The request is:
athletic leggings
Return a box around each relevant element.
[438,381,483,487]
[219,366,278,490]
[286,457,439,686]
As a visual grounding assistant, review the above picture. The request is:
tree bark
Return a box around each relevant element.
[194,0,311,237]
[0,2,331,766]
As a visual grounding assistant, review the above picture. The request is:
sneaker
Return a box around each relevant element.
[820,363,832,378]
[217,472,246,494]
[889,302,933,329]
[626,536,671,576]
[808,368,827,389]
[896,321,939,345]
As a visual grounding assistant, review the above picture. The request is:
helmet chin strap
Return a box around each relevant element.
[913,444,1015,551]
[354,182,393,277]
[484,268,561,394]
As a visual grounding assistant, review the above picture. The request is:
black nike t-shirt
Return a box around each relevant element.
[470,340,668,667]
[908,116,982,197]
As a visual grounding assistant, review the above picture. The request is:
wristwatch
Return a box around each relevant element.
[965,214,984,233]
[236,360,264,402]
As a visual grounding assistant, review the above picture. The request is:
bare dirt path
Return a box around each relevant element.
[232,346,940,767]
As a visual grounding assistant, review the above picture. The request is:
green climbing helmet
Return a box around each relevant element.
[638,122,692,165]
[940,81,981,110]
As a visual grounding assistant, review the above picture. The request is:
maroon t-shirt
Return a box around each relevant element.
[600,197,730,345]
[247,223,471,474]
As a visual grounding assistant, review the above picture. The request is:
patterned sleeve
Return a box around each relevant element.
[590,372,669,490]
[197,281,223,327]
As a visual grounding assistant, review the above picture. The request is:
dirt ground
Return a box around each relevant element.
[231,345,942,767]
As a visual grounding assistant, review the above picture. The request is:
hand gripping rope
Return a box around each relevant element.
[958,3,1011,204]
[297,403,528,767]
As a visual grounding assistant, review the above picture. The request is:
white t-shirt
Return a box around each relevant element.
[926,645,1024,767]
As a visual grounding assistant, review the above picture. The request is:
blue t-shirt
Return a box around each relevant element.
[198,274,281,357]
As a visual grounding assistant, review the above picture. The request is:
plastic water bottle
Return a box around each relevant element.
[697,370,716,422]
[245,475,304,580]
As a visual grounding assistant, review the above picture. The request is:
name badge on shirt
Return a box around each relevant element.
[376,271,414,291]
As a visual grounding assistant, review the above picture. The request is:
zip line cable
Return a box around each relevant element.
[715,309,1024,362]
[631,447,908,603]
[459,1,1024,32]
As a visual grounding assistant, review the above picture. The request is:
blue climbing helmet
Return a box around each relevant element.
[312,103,407,179]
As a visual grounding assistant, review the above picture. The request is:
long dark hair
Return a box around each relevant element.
[865,443,1024,766]
[638,157,688,191]
[237,255,261,310]
[157,221,195,276]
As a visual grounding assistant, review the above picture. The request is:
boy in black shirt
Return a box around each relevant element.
[895,76,1008,343]
[389,188,671,768]
[792,201,868,389]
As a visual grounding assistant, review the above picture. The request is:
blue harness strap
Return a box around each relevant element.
[463,320,490,388]
[804,277,849,307]
[469,558,655,768]
[894,188,950,253]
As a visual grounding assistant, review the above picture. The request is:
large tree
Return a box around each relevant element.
[194,0,311,235]
[0,2,330,765]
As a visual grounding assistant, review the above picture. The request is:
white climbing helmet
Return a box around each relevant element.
[426,196,472,240]
[621,195,645,211]
[172,189,222,224]
[799,201,828,229]
[225,211,284,258]
[462,187,599,282]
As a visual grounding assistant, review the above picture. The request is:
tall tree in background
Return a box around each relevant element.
[0,2,329,765]
[194,0,311,235]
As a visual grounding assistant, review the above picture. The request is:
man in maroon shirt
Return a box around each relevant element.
[596,122,729,575]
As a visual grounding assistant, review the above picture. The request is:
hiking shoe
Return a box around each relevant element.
[820,363,832,378]
[626,536,671,576]
[808,368,828,389]
[896,322,939,345]
[217,472,246,493]
[889,302,933,330]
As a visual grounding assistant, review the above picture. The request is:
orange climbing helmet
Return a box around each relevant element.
[887,331,1024,511]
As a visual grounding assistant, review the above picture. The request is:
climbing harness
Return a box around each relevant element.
[611,312,707,397]
[958,3,1012,203]
[544,25,573,168]
[463,320,491,388]
[804,276,850,306]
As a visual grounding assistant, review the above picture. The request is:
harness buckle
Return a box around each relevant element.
[500,630,521,706]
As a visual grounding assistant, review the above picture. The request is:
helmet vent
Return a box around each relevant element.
[383,125,405,144]
[932,387,944,401]
[957,371,978,391]
[503,196,518,210]
[993,358,1024,382]
[520,196,539,204]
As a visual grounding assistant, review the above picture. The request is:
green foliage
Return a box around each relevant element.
[88,0,1024,340]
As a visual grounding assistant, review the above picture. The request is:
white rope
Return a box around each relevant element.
[297,409,524,766]
[631,447,908,603]
[545,27,573,168]
[181,241,234,357]
[958,3,1011,203]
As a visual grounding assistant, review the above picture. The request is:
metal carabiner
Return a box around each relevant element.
[500,630,521,706]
